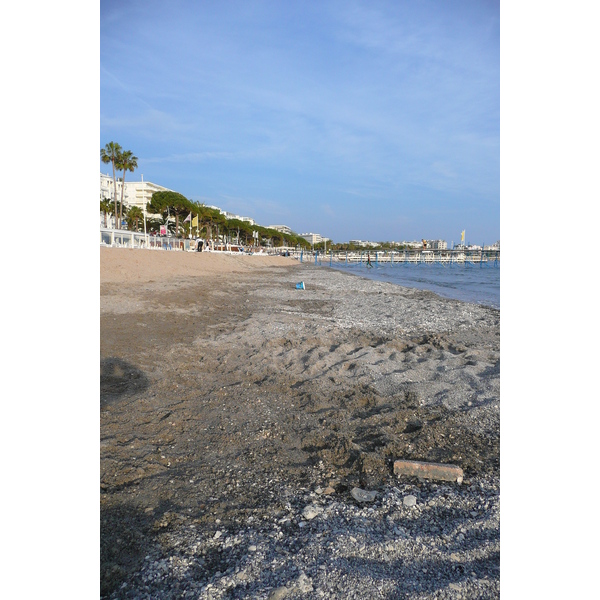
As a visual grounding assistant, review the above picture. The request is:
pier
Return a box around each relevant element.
[298,248,500,267]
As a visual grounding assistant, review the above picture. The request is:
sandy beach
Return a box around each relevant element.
[101,246,500,599]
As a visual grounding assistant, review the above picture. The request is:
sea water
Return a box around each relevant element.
[329,261,500,309]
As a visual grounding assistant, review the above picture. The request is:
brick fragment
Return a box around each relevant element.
[393,459,464,483]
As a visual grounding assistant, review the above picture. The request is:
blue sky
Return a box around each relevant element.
[101,0,499,245]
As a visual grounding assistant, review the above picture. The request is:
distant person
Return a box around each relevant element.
[367,253,373,268]
[196,238,203,252]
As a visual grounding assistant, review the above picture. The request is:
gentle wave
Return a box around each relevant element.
[329,262,500,309]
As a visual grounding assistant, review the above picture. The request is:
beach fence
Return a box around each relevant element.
[100,228,288,254]
[100,228,193,251]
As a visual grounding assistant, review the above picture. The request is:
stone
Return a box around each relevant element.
[302,504,323,520]
[268,586,290,600]
[295,573,313,593]
[351,487,377,503]
[403,494,417,507]
[393,459,464,483]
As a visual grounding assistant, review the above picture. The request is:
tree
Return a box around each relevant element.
[190,202,208,237]
[199,206,224,242]
[100,142,122,228]
[101,198,126,228]
[116,150,138,229]
[127,206,143,232]
[147,191,192,237]
[100,198,113,227]
[100,198,113,228]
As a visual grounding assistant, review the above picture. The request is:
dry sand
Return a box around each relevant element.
[101,247,296,284]
[100,246,500,599]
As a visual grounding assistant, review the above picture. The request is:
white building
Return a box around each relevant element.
[205,206,255,226]
[349,240,379,248]
[268,225,293,235]
[100,172,134,205]
[125,177,173,211]
[300,232,322,246]
[222,211,256,226]
[101,172,174,226]
[428,240,448,250]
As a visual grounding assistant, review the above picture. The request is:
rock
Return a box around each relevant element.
[393,459,464,483]
[322,486,336,495]
[403,494,417,507]
[295,573,313,593]
[302,504,323,520]
[269,573,313,599]
[351,487,377,502]
[268,586,290,600]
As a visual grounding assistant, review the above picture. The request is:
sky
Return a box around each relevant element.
[101,0,499,245]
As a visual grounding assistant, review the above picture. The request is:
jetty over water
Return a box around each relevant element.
[298,248,500,266]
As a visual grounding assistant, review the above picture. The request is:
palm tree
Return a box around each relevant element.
[116,150,138,229]
[100,198,113,228]
[100,142,122,228]
[127,206,143,232]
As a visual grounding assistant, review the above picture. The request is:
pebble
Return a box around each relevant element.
[302,504,323,520]
[268,586,289,600]
[351,487,377,502]
[101,267,499,599]
[403,494,417,507]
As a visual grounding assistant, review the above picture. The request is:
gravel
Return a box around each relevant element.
[101,258,499,599]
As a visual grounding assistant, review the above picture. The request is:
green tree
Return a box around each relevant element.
[116,150,138,229]
[190,202,209,237]
[227,218,253,245]
[201,206,225,242]
[147,191,192,237]
[100,141,122,228]
[127,206,143,232]
[100,198,113,228]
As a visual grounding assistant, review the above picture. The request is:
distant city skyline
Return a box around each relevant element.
[101,0,499,245]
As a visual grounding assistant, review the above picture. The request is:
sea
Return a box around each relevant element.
[328,261,500,310]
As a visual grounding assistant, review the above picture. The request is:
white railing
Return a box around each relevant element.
[100,229,191,251]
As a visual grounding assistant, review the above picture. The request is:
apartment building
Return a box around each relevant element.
[268,225,293,235]
[100,173,173,211]
[300,233,323,246]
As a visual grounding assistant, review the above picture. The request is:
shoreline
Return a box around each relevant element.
[101,247,500,598]
[101,246,500,311]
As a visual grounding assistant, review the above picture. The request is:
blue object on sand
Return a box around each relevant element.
[296,281,305,290]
